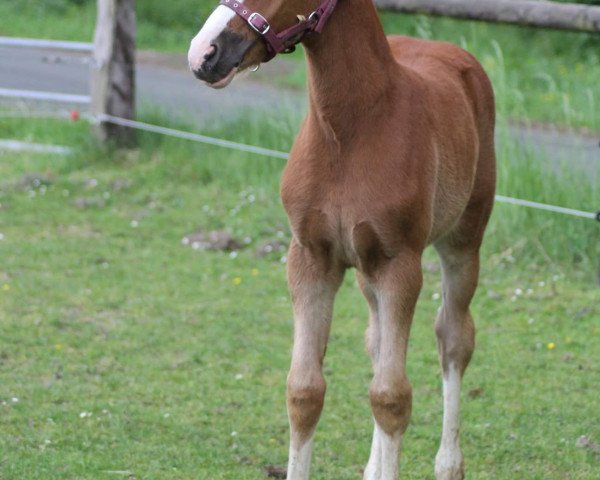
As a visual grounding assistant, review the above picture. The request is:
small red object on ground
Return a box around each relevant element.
[70,110,80,121]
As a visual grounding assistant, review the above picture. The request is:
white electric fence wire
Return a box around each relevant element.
[97,115,598,222]
[0,140,73,155]
[494,195,596,220]
[0,109,82,120]
[97,114,290,160]
[0,88,91,104]
[0,36,93,53]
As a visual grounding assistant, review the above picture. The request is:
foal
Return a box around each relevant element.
[188,0,496,478]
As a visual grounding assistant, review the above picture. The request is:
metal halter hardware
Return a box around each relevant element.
[219,0,338,62]
[248,12,270,35]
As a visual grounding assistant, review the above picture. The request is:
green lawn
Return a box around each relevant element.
[1,113,599,479]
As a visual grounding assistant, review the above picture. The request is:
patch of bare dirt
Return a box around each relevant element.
[264,465,287,479]
[182,229,242,252]
[14,173,53,190]
[468,387,485,399]
[73,197,106,209]
[576,435,600,453]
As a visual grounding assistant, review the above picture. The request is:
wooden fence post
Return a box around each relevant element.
[91,0,136,145]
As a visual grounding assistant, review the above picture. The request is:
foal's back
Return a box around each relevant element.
[388,35,496,243]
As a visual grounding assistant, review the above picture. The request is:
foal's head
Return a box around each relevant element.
[188,0,323,88]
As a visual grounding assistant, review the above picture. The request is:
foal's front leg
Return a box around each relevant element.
[362,252,423,480]
[286,240,344,480]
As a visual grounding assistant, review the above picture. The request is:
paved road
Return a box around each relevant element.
[0,46,304,126]
[1,46,598,176]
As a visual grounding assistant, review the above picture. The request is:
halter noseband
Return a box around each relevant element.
[219,0,338,62]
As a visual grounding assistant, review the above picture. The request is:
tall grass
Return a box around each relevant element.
[491,120,599,269]
[380,13,600,130]
[2,108,597,273]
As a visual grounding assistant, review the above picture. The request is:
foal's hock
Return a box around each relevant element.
[189,1,496,479]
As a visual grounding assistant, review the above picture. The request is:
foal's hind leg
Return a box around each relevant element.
[433,238,481,480]
[285,240,344,480]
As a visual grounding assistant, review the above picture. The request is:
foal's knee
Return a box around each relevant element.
[435,308,475,374]
[369,375,413,435]
[287,371,326,440]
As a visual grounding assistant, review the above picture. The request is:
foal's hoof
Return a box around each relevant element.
[435,450,464,480]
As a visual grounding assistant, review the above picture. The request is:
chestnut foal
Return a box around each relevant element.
[188,0,496,478]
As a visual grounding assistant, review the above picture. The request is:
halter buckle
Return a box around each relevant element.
[248,12,270,35]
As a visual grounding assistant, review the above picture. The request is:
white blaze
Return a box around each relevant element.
[188,4,238,71]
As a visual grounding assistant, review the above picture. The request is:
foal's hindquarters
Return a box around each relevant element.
[281,39,496,480]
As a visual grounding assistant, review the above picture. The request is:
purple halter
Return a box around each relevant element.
[219,0,338,62]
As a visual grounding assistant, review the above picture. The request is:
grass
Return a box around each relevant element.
[1,2,599,130]
[1,110,599,479]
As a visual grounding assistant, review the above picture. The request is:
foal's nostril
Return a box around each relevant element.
[200,44,221,73]
[204,44,218,62]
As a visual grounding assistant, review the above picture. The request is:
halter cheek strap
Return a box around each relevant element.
[219,0,338,62]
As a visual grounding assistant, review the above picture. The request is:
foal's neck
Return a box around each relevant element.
[302,0,398,141]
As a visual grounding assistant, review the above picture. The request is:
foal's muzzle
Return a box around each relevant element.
[190,29,253,88]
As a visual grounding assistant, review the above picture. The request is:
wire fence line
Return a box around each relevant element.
[96,114,290,160]
[0,113,550,223]
[494,195,598,221]
[96,115,599,222]
[0,88,91,105]
[0,139,73,155]
[0,36,93,52]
